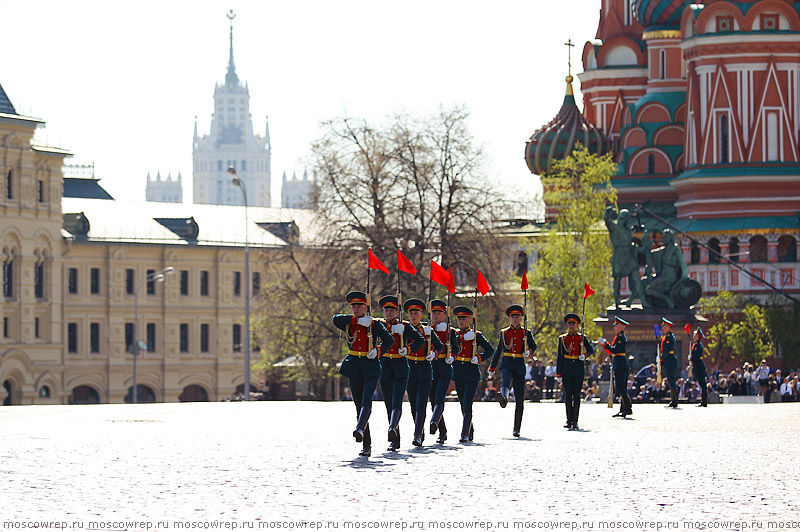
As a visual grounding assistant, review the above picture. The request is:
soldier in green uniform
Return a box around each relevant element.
[403,298,444,447]
[377,295,425,451]
[556,313,594,430]
[452,305,495,443]
[689,327,708,407]
[333,291,396,456]
[488,304,537,437]
[428,299,459,444]
[659,317,679,408]
[598,316,632,418]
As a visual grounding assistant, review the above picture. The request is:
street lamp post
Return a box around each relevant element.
[131,266,173,403]
[228,166,251,401]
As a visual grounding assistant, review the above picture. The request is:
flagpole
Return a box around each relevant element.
[366,256,373,352]
[426,277,433,358]
[397,266,404,350]
[523,286,528,355]
[579,289,587,359]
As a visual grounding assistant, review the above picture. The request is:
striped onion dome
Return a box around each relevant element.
[525,75,609,176]
[632,0,693,27]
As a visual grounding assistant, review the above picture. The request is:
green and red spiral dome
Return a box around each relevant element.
[632,0,694,27]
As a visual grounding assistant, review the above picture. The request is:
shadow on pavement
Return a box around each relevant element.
[340,457,394,469]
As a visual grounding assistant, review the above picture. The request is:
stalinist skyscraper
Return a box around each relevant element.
[192,11,271,207]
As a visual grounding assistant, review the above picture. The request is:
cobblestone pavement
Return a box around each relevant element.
[1,401,798,531]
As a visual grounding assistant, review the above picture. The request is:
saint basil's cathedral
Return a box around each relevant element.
[527,0,800,303]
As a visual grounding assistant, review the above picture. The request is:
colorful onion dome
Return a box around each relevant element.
[632,0,693,28]
[525,75,609,176]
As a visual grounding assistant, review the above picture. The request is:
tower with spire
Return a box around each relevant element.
[192,11,271,207]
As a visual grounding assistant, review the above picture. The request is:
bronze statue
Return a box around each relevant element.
[604,205,648,308]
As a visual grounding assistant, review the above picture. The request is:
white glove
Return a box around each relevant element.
[488,367,495,375]
[597,337,607,345]
[463,330,475,341]
[579,354,586,361]
[425,351,436,362]
[436,322,448,332]
[524,349,532,358]
[357,316,372,327]
[445,355,454,365]
[556,376,562,384]
[398,347,408,356]
[366,348,378,359]
[391,323,405,334]
[423,326,432,336]
[470,355,480,365]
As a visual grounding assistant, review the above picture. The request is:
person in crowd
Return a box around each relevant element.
[780,377,795,402]
[544,359,557,399]
[756,360,771,402]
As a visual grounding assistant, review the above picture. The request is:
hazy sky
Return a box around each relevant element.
[0,0,600,210]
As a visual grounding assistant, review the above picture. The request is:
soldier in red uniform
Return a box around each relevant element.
[428,299,459,444]
[333,291,395,456]
[556,313,594,430]
[452,306,495,443]
[489,304,537,437]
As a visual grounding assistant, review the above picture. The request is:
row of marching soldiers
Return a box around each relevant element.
[333,290,604,456]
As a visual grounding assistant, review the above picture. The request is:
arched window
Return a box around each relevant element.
[708,238,721,264]
[729,237,740,263]
[516,251,528,277]
[777,235,797,263]
[179,385,209,402]
[6,169,12,199]
[749,235,768,262]
[70,385,101,404]
[38,386,51,399]
[690,241,700,265]
[124,385,156,404]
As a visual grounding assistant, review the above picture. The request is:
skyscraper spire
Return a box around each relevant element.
[225,10,240,87]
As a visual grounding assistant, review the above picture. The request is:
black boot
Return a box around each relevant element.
[701,387,708,407]
[571,401,581,431]
[513,409,523,437]
[498,387,509,408]
[670,388,679,408]
[564,403,573,429]
[387,408,402,451]
[437,416,448,444]
[469,423,474,441]
[353,406,371,442]
[430,403,444,434]
[459,412,472,443]
[358,424,371,456]
[412,409,426,447]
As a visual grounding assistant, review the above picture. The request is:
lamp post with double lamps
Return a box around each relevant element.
[228,166,251,401]
[131,266,173,403]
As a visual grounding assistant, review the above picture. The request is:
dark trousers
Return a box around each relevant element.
[501,368,526,416]
[380,375,408,418]
[454,378,479,418]
[349,374,379,446]
[563,375,583,422]
[613,366,632,413]
[408,374,432,420]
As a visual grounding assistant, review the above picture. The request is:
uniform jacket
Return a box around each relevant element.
[556,332,594,378]
[489,326,537,370]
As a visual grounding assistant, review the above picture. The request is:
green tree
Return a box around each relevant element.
[525,145,617,360]
[727,304,773,366]
[695,290,747,368]
[765,296,800,369]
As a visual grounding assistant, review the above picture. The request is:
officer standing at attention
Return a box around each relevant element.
[659,317,679,408]
[333,291,396,456]
[689,327,708,407]
[598,316,632,418]
[428,299,459,444]
[452,305,495,443]
[403,298,444,447]
[556,313,594,430]
[377,295,425,451]
[488,305,537,437]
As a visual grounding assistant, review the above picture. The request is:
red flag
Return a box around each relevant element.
[521,269,528,290]
[446,267,456,294]
[397,250,417,275]
[583,283,595,299]
[684,323,692,335]
[430,260,452,288]
[477,271,490,296]
[368,248,389,275]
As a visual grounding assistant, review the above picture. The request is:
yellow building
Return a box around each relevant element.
[0,84,317,405]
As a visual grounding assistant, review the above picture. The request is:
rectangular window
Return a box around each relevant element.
[180,270,189,296]
[125,323,134,352]
[6,169,12,199]
[710,271,719,287]
[3,317,8,338]
[766,111,779,161]
[252,272,260,296]
[781,269,794,286]
[731,270,739,286]
[35,317,40,338]
[38,180,45,203]
[68,268,78,294]
[90,268,100,294]
[719,114,729,163]
[201,323,210,353]
[180,323,189,353]
[234,271,242,296]
[34,262,44,299]
[146,323,156,352]
[67,322,78,353]
[200,270,209,296]
[146,269,156,295]
[751,268,765,286]
[233,324,242,352]
[716,15,733,32]
[90,322,100,353]
[761,14,778,31]
[3,260,12,298]
[126,269,135,295]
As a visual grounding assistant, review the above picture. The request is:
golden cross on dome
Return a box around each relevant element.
[564,38,575,76]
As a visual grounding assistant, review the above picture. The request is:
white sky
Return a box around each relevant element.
[0,0,600,212]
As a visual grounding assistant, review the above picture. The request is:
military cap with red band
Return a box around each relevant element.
[403,298,425,312]
[379,295,399,309]
[453,305,473,317]
[346,291,367,304]
[506,304,524,316]
[430,299,447,312]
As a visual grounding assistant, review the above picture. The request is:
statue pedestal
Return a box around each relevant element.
[593,306,706,376]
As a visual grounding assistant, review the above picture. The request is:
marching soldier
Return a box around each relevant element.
[452,305,495,443]
[333,291,395,456]
[428,299,459,444]
[488,305,537,437]
[556,313,594,430]
[659,317,679,408]
[404,298,444,447]
[598,316,632,418]
[689,327,708,407]
[377,295,425,451]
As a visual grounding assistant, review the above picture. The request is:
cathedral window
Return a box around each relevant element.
[760,14,778,31]
[716,15,733,33]
[659,50,666,79]
[766,111,780,161]
[647,154,655,174]
[729,237,740,263]
[718,114,729,163]
[708,238,721,264]
[6,169,12,200]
